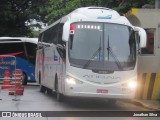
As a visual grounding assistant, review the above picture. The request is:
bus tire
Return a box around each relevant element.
[39,73,45,92]
[40,85,46,93]
[57,91,64,102]
[39,72,41,84]
[55,76,64,102]
[22,72,27,85]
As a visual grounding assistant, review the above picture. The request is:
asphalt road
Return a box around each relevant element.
[0,84,159,120]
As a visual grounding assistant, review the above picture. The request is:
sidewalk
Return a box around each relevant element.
[123,99,160,111]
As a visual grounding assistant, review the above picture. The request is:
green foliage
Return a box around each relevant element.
[0,0,156,36]
[28,30,41,38]
[46,0,81,24]
[0,0,48,37]
[46,0,155,24]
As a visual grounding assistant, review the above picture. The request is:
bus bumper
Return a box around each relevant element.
[63,84,136,99]
[64,92,135,99]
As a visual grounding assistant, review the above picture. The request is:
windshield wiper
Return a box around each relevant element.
[106,36,123,70]
[83,36,102,69]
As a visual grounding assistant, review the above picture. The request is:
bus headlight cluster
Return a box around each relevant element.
[66,77,76,84]
[66,76,83,85]
[122,77,137,90]
[128,81,137,89]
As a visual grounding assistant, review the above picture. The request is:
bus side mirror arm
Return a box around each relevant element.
[62,21,70,42]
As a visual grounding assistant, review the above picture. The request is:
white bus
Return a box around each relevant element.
[0,37,38,85]
[35,7,146,102]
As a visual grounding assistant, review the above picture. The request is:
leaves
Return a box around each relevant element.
[46,0,81,24]
[0,0,48,37]
[46,0,155,24]
[0,0,156,37]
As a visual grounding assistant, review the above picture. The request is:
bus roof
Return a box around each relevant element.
[0,37,38,44]
[61,7,130,25]
[41,7,132,33]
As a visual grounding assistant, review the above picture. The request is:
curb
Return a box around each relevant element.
[120,99,160,111]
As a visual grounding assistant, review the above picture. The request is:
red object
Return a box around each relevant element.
[8,91,15,95]
[8,69,24,95]
[2,70,11,89]
[9,86,24,95]
[12,69,22,81]
[0,52,23,59]
[4,70,10,77]
[97,89,108,93]
[70,24,76,30]
[16,86,24,95]
[12,69,22,76]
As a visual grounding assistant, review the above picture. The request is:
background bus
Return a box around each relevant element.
[0,37,38,85]
[36,7,146,102]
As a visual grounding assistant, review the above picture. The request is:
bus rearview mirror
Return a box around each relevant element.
[134,27,147,48]
[62,21,70,42]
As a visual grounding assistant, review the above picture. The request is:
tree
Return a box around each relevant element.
[0,0,48,37]
[46,0,155,24]
[0,0,155,36]
[46,0,81,24]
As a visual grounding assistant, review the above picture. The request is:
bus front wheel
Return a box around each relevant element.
[40,85,46,92]
[22,72,27,85]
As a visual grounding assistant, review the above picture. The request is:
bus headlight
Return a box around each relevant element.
[66,76,83,85]
[128,81,137,89]
[66,77,76,84]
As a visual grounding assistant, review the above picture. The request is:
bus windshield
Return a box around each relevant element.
[69,22,136,71]
[0,42,37,65]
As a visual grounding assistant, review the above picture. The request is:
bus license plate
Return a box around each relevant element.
[97,89,108,93]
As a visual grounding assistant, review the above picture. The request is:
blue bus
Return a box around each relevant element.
[0,37,38,85]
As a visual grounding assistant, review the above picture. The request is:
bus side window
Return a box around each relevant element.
[43,24,58,44]
[57,43,66,61]
[57,23,66,59]
[57,23,65,45]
